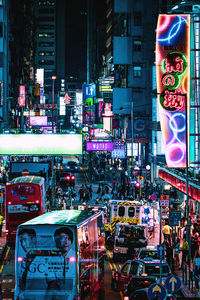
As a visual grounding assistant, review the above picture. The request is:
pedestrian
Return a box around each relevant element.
[174,238,180,268]
[162,221,172,245]
[89,185,93,199]
[97,183,101,195]
[165,242,174,272]
[180,237,189,270]
[79,184,84,202]
[0,214,4,237]
[191,233,199,262]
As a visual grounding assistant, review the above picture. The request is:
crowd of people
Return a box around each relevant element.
[162,218,200,289]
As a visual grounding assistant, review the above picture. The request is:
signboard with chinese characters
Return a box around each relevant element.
[82,84,96,125]
[86,142,114,151]
[19,85,26,107]
[111,140,125,158]
[156,14,190,168]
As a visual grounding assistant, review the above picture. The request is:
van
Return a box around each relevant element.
[113,223,148,261]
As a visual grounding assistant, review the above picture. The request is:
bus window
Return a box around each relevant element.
[118,206,125,217]
[128,207,135,217]
[11,185,35,196]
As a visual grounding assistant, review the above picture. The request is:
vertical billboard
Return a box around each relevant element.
[82,84,96,124]
[19,85,26,107]
[156,14,190,168]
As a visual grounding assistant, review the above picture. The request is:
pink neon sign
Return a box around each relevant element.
[156,14,190,168]
[19,85,26,107]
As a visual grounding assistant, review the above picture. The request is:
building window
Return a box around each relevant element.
[38,16,54,22]
[39,60,54,65]
[39,24,54,30]
[134,11,142,26]
[133,65,142,77]
[38,51,54,56]
[39,8,54,14]
[0,22,3,37]
[38,33,54,38]
[39,42,54,47]
[39,1,55,6]
[133,38,141,51]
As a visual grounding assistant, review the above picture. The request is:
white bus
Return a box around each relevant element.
[15,210,105,300]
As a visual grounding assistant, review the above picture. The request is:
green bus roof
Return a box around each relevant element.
[19,210,100,227]
[10,175,44,185]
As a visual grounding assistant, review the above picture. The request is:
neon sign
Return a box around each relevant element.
[156,14,190,168]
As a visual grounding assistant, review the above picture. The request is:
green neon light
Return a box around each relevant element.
[0,134,82,155]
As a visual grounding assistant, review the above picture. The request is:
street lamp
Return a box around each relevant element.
[51,75,56,132]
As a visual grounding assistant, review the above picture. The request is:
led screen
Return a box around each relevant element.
[0,134,82,155]
[156,14,190,168]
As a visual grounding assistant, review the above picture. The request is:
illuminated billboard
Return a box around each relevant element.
[30,116,47,126]
[82,84,96,125]
[86,142,113,151]
[19,85,26,107]
[156,14,190,168]
[0,134,82,155]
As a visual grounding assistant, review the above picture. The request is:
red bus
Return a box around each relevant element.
[5,175,47,244]
[15,210,105,300]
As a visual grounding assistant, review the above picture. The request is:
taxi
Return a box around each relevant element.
[111,258,171,291]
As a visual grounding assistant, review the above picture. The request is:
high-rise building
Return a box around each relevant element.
[104,0,159,167]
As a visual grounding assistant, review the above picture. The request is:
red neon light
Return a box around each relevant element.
[163,90,184,109]
[165,57,183,73]
[162,74,175,86]
[19,85,26,107]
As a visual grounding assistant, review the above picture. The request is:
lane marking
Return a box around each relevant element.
[0,246,11,275]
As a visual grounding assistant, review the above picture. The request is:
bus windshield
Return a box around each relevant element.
[11,185,36,196]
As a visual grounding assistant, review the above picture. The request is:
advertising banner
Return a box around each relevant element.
[111,141,125,158]
[82,84,96,124]
[0,134,82,155]
[16,225,76,299]
[19,85,26,107]
[156,14,190,168]
[86,142,114,151]
[30,116,48,126]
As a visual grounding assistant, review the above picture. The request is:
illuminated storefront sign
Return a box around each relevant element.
[0,134,82,155]
[82,84,96,125]
[86,142,113,151]
[30,116,47,126]
[19,85,26,107]
[156,14,190,168]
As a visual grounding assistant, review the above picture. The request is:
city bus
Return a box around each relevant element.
[15,209,105,300]
[5,175,47,244]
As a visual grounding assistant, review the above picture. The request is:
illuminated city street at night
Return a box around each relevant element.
[0,0,199,299]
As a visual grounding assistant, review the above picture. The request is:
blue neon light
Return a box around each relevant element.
[157,16,188,44]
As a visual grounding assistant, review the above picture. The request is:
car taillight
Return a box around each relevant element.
[8,201,11,205]
[71,175,75,180]
[66,176,70,180]
[35,200,39,204]
[124,297,129,300]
